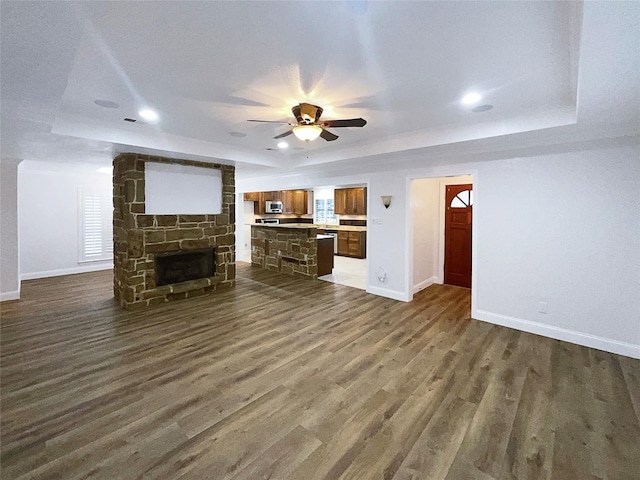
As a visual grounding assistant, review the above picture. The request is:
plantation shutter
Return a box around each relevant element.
[79,190,113,262]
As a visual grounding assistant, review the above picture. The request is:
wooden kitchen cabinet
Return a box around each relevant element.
[317,236,334,276]
[263,191,282,202]
[337,231,349,256]
[334,187,367,215]
[243,191,261,202]
[337,230,366,258]
[246,189,308,216]
[292,190,308,215]
[353,187,366,214]
[334,189,348,215]
[281,190,308,215]
[281,190,293,214]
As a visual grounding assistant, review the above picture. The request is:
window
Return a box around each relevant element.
[315,198,337,224]
[79,189,113,262]
[450,189,473,208]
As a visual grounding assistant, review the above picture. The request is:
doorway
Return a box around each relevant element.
[410,175,473,296]
[444,184,472,288]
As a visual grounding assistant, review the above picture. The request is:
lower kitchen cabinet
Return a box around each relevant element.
[337,230,366,258]
[317,236,334,276]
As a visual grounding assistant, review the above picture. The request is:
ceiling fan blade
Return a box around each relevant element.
[320,129,339,142]
[274,129,294,139]
[321,118,367,128]
[247,119,292,124]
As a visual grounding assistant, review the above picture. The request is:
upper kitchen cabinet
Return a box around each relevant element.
[264,191,282,202]
[243,192,261,202]
[334,187,367,215]
[292,190,308,215]
[245,191,282,214]
[246,189,309,215]
[282,189,308,214]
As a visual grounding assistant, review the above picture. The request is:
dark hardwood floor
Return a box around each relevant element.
[1,263,638,479]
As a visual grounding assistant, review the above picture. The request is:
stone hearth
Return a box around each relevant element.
[113,153,235,309]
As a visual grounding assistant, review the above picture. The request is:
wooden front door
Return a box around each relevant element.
[444,184,472,288]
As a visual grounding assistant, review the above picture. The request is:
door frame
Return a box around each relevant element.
[405,169,478,316]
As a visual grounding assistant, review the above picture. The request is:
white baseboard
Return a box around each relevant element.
[413,276,438,293]
[473,309,640,360]
[367,285,411,302]
[1,290,20,302]
[21,262,113,281]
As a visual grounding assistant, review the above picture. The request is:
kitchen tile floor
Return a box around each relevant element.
[318,255,366,290]
[240,251,366,290]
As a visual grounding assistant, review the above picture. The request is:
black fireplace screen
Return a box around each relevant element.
[155,248,216,286]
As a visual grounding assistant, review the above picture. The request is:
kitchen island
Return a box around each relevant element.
[251,224,333,278]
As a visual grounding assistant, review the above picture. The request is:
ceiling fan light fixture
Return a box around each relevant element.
[293,124,322,142]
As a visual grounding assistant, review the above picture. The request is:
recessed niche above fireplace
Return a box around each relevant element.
[156,249,216,287]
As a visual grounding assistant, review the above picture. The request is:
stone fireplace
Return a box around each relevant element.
[113,153,235,309]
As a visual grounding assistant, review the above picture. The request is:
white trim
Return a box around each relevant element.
[1,290,20,302]
[473,309,640,360]
[20,262,113,281]
[367,285,411,302]
[413,276,439,293]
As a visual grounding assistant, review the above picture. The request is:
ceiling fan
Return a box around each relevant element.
[248,103,366,142]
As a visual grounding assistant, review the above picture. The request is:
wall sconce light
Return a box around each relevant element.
[381,195,392,209]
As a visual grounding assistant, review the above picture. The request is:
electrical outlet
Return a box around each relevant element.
[538,302,547,314]
[372,218,383,225]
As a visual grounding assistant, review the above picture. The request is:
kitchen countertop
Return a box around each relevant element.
[251,223,366,232]
[316,225,366,232]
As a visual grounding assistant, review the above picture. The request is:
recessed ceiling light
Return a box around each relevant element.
[461,93,482,105]
[138,109,159,121]
[472,104,493,112]
[277,142,288,149]
[229,131,247,138]
[94,99,119,109]
[97,167,112,174]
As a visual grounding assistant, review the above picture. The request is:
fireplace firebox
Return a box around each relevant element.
[155,249,216,287]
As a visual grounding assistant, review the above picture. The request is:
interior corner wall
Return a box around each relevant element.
[18,161,113,279]
[1,161,21,300]
[410,178,440,292]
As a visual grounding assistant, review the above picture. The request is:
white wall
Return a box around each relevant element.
[18,161,113,279]
[472,147,640,358]
[1,159,21,300]
[410,178,439,292]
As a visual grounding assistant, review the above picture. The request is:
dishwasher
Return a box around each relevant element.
[324,230,339,254]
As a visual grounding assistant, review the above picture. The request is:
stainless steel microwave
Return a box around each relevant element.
[265,201,283,213]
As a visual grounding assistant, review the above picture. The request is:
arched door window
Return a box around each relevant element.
[450,189,473,208]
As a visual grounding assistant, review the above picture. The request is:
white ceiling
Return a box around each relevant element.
[1,1,638,177]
